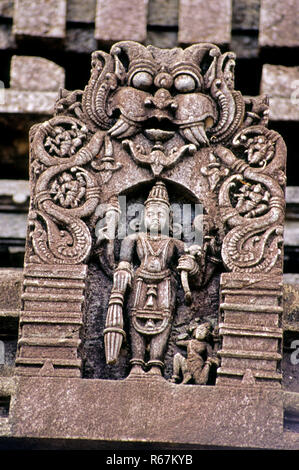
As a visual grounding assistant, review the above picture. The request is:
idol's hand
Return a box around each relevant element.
[113,261,133,290]
[177,254,199,276]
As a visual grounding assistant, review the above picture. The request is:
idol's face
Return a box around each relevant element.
[194,324,209,340]
[144,202,169,234]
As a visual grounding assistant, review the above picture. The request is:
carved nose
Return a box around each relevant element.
[144,89,177,112]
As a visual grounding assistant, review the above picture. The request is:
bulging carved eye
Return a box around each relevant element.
[174,74,196,92]
[132,71,153,90]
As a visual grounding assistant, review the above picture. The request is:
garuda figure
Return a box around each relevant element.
[170,321,219,385]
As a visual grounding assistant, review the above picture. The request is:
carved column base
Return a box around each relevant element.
[216,273,283,387]
[16,263,87,378]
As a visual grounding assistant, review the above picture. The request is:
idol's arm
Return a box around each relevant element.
[103,234,137,364]
[175,240,200,304]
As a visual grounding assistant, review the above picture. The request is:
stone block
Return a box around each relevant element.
[65,27,97,54]
[259,65,299,121]
[261,64,299,100]
[267,97,299,122]
[217,273,283,387]
[16,264,87,378]
[286,186,299,205]
[148,0,178,27]
[66,0,96,23]
[0,269,23,311]
[0,213,27,239]
[146,30,178,49]
[0,24,16,50]
[232,0,260,31]
[0,89,57,114]
[10,56,65,92]
[5,39,290,449]
[13,0,66,40]
[95,0,148,44]
[284,221,299,247]
[283,283,299,329]
[0,179,29,207]
[259,0,299,48]
[0,0,13,18]
[178,0,232,46]
[11,376,289,449]
[230,34,258,59]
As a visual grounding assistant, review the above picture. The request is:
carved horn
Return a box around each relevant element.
[209,52,238,139]
[82,50,116,130]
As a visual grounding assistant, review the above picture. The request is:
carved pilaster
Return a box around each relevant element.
[16,264,87,377]
[217,273,283,387]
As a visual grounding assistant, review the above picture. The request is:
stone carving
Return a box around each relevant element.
[26,42,285,273]
[18,40,286,386]
[94,195,121,277]
[200,151,230,191]
[104,181,207,376]
[170,321,220,385]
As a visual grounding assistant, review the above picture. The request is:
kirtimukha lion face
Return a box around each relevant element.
[82,41,245,151]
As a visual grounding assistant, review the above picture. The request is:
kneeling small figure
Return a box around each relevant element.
[170,322,218,385]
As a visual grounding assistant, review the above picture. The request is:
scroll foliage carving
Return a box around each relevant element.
[29,117,103,264]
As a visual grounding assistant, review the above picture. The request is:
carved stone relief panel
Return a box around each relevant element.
[16,41,286,386]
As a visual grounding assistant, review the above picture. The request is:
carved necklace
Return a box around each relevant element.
[143,234,169,257]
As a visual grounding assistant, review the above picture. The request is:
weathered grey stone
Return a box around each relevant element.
[259,0,299,48]
[5,39,290,447]
[0,269,23,311]
[286,186,299,230]
[284,391,299,416]
[0,24,16,50]
[284,274,299,285]
[178,0,232,46]
[146,30,178,49]
[268,97,299,122]
[283,283,299,328]
[0,213,27,239]
[148,0,178,27]
[0,89,57,114]
[232,0,260,31]
[286,187,299,204]
[261,64,299,99]
[65,27,97,54]
[259,65,299,120]
[0,0,13,18]
[0,179,29,205]
[10,56,65,92]
[66,0,96,23]
[95,0,148,44]
[11,376,294,449]
[0,271,296,326]
[16,41,286,388]
[284,221,299,247]
[231,34,258,59]
[13,0,67,40]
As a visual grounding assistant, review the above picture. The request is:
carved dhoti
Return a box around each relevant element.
[128,267,177,369]
[131,268,173,335]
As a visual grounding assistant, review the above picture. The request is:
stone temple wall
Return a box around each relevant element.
[0,0,298,450]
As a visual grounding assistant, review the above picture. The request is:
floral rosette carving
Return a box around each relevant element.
[29,116,103,264]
